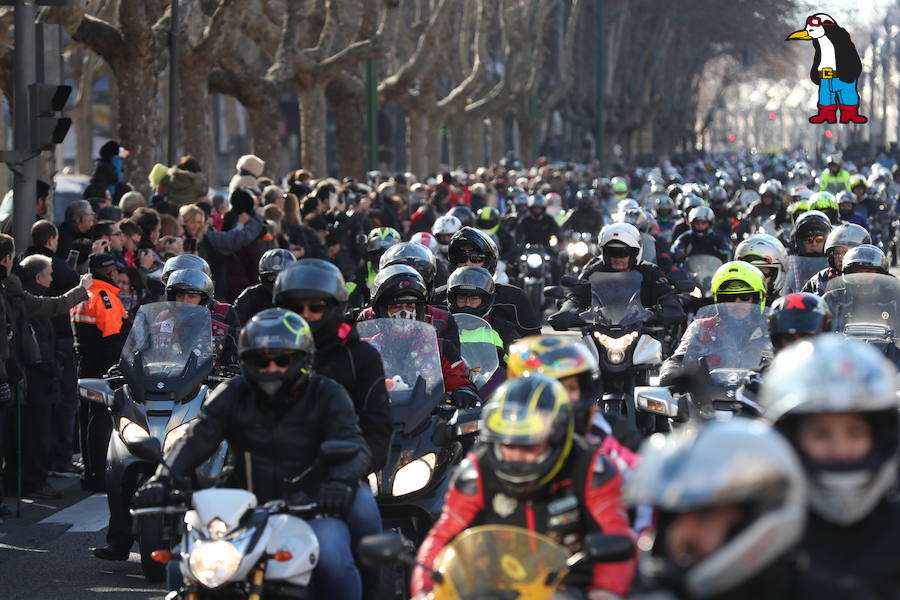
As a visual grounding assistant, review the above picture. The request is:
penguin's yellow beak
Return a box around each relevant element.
[786,29,812,41]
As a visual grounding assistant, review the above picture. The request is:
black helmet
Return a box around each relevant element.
[481,374,574,498]
[475,206,501,234]
[273,259,348,337]
[575,189,595,205]
[166,269,214,306]
[371,264,428,320]
[258,249,296,291]
[447,226,499,274]
[379,242,437,291]
[792,210,832,247]
[768,293,832,351]
[447,266,495,318]
[527,194,546,209]
[161,254,212,286]
[710,185,728,204]
[842,244,889,275]
[238,308,314,401]
[446,206,475,228]
[666,183,683,200]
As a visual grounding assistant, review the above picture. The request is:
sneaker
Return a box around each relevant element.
[49,464,82,478]
[27,483,64,500]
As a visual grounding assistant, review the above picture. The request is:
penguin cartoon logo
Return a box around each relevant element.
[786,14,867,125]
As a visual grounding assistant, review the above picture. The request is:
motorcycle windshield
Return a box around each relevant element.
[453,314,500,390]
[683,303,772,372]
[683,255,723,294]
[122,302,212,381]
[582,270,652,327]
[783,255,828,294]
[824,273,900,343]
[432,525,569,600]
[356,319,445,433]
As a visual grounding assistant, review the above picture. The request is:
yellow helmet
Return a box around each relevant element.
[481,375,574,497]
[711,261,768,309]
[507,335,597,379]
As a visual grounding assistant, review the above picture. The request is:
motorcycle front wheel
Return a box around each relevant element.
[138,514,167,583]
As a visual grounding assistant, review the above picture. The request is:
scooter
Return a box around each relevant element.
[79,302,230,582]
[129,440,362,599]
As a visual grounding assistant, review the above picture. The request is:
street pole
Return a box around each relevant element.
[12,0,37,251]
[167,0,179,165]
[594,0,605,169]
[364,59,378,173]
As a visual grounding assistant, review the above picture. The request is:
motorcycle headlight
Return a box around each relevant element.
[572,241,589,257]
[119,417,149,444]
[392,453,436,497]
[189,540,242,588]
[526,254,543,269]
[368,473,379,496]
[690,286,703,298]
[164,419,197,453]
[593,331,638,364]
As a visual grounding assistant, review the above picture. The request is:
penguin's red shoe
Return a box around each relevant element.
[839,104,868,124]
[809,104,837,124]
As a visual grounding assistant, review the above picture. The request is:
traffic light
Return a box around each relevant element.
[824,129,833,139]
[727,133,737,142]
[768,112,777,121]
[29,83,71,152]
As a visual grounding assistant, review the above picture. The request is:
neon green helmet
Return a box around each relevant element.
[788,200,809,224]
[711,261,768,309]
[848,174,867,191]
[476,206,501,236]
[809,191,838,222]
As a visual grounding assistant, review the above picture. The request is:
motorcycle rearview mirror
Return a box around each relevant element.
[635,386,681,419]
[560,275,580,288]
[319,441,360,467]
[78,380,115,407]
[585,533,635,563]
[357,533,444,583]
[543,285,565,300]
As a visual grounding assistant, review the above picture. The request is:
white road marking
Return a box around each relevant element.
[38,494,109,532]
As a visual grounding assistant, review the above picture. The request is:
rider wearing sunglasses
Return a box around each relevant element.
[660,261,770,387]
[790,210,832,258]
[135,308,372,600]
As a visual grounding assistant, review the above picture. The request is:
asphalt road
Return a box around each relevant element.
[0,476,165,600]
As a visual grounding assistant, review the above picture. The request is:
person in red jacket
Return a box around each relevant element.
[360,264,477,406]
[412,375,636,599]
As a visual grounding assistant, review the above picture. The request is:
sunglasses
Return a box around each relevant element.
[290,301,329,314]
[604,247,632,258]
[247,353,294,369]
[722,293,756,302]
[803,235,825,243]
[806,16,835,27]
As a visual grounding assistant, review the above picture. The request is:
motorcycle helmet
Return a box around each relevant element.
[379,242,437,292]
[273,258,348,338]
[431,215,463,253]
[507,336,598,433]
[734,235,787,296]
[161,253,212,286]
[758,180,781,200]
[709,185,728,206]
[447,205,475,228]
[447,266,495,318]
[365,227,401,266]
[481,374,574,498]
[678,192,704,216]
[624,419,806,599]
[410,231,438,253]
[510,188,529,211]
[575,189,595,206]
[616,207,650,233]
[611,177,629,199]
[767,292,832,351]
[666,183,683,200]
[711,261,768,308]
[238,308,314,400]
[654,195,676,223]
[841,244,889,275]
[257,248,296,292]
[616,198,640,215]
[849,174,867,193]
[792,210,832,255]
[761,335,898,526]
[825,154,841,168]
[824,223,871,271]
[527,194,547,217]
[165,268,214,306]
[371,264,428,321]
[688,206,715,237]
[448,226,499,274]
[787,200,809,224]
[475,206,501,235]
[599,223,642,271]
[808,191,840,224]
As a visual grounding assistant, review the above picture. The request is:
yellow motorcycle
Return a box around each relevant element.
[359,524,633,600]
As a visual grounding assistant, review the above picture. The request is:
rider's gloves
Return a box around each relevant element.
[450,388,479,408]
[133,475,171,508]
[317,479,356,515]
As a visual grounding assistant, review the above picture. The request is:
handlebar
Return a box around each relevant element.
[130,505,188,517]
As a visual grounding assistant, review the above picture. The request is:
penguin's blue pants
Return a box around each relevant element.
[818,78,860,105]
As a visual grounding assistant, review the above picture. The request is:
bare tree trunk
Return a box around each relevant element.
[449,121,470,170]
[471,116,486,168]
[488,113,504,165]
[179,59,214,174]
[298,84,327,177]
[327,74,365,180]
[425,118,441,174]
[407,109,428,176]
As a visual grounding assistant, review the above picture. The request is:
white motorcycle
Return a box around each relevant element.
[130,440,360,599]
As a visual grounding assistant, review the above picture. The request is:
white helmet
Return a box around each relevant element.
[734,234,788,295]
[761,334,899,526]
[599,222,641,250]
[410,231,438,253]
[625,419,806,598]
[431,215,462,253]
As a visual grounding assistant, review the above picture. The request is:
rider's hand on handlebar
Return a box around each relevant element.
[133,476,170,508]
[317,480,356,516]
